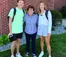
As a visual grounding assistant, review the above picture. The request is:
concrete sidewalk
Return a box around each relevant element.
[62,19,66,27]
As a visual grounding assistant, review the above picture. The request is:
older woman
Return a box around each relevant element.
[24,5,38,57]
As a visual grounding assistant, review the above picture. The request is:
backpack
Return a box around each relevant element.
[8,8,25,22]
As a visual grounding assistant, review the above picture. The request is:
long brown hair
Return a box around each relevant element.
[39,1,47,13]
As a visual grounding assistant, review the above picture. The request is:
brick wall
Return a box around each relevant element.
[0,0,9,34]
[25,0,49,11]
[48,0,54,9]
[0,2,2,34]
[54,0,66,10]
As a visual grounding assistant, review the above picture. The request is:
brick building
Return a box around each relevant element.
[0,0,66,34]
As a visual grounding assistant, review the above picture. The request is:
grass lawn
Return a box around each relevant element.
[0,33,66,57]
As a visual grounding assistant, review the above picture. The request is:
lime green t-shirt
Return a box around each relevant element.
[8,7,24,34]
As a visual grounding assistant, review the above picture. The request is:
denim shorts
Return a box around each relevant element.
[37,25,48,36]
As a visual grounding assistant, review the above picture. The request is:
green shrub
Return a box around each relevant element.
[64,27,66,30]
[52,27,55,31]
[0,35,10,46]
[51,10,62,26]
[60,6,66,18]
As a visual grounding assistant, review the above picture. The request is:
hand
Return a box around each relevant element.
[8,32,12,37]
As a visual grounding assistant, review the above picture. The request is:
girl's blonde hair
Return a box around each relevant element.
[38,1,47,13]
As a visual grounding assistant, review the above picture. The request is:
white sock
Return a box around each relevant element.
[49,55,51,57]
[41,51,44,53]
[17,53,20,54]
[11,55,14,57]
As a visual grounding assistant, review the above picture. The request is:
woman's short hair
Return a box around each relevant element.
[40,1,44,4]
[27,5,35,11]
[17,0,24,3]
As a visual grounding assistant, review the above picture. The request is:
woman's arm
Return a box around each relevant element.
[48,11,52,34]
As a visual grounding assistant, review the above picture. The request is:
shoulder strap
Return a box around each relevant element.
[45,10,49,20]
[22,9,25,14]
[12,8,16,22]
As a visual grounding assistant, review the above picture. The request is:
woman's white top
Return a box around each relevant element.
[38,10,52,34]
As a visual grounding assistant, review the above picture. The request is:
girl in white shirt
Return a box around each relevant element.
[38,1,52,57]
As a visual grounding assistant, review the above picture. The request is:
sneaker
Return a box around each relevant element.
[25,52,29,57]
[11,55,14,57]
[38,51,44,57]
[49,55,51,57]
[32,54,37,57]
[16,53,22,57]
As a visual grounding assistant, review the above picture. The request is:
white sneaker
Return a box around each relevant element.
[25,52,29,57]
[32,54,37,57]
[11,55,14,57]
[38,51,44,57]
[49,55,51,57]
[16,53,22,57]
